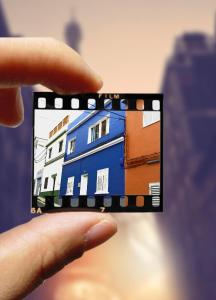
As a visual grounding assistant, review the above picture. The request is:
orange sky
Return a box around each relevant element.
[3,0,216,92]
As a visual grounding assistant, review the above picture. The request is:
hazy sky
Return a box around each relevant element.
[3,0,216,91]
[35,110,82,139]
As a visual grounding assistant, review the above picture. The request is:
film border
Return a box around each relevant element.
[32,92,163,213]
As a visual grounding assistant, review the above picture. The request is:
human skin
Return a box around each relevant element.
[0,38,117,300]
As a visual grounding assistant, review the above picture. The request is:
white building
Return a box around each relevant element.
[33,137,47,196]
[39,115,69,200]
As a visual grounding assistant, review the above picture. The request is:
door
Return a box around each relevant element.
[80,174,88,195]
[66,176,75,195]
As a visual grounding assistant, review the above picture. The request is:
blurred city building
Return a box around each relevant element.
[0,1,82,231]
[0,2,33,230]
[161,17,216,300]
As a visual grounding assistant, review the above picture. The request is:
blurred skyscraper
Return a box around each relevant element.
[64,16,82,52]
[0,2,33,231]
[0,2,82,232]
[0,2,9,36]
[161,18,216,300]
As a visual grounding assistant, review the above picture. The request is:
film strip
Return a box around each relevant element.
[32,93,163,213]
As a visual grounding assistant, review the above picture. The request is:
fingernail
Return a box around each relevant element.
[84,217,117,251]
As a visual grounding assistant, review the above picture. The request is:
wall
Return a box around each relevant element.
[125,107,160,160]
[40,131,67,195]
[125,101,160,194]
[126,162,160,194]
[40,157,65,194]
[65,109,125,161]
[45,130,67,165]
[60,142,124,196]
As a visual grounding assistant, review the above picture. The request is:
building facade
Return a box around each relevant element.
[34,168,43,196]
[33,135,48,196]
[60,104,125,197]
[125,100,160,195]
[40,115,69,200]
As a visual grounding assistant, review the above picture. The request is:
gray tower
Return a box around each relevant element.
[64,17,82,53]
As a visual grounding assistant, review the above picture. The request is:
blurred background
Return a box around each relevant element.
[0,1,216,299]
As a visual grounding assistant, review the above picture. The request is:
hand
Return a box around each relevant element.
[0,38,117,300]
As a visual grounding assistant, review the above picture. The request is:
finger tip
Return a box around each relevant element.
[94,75,103,91]
[10,114,24,128]
[84,215,118,251]
[0,87,24,128]
[0,115,24,128]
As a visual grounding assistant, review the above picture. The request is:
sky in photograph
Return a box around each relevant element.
[35,110,82,139]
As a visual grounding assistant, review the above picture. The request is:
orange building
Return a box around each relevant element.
[125,99,161,195]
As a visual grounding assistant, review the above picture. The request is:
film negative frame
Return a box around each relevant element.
[32,93,163,213]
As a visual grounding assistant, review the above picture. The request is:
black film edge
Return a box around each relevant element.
[32,93,163,213]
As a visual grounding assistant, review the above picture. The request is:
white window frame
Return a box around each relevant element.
[90,123,100,142]
[67,138,76,155]
[80,174,88,196]
[66,176,75,195]
[143,111,160,127]
[88,115,110,144]
[95,168,109,194]
[149,182,160,195]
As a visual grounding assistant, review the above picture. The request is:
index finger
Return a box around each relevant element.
[0,38,102,93]
[0,38,103,127]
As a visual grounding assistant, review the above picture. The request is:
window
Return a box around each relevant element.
[48,147,52,159]
[66,176,75,195]
[44,177,48,189]
[143,111,160,127]
[91,124,100,142]
[67,138,76,155]
[88,117,110,143]
[80,174,88,195]
[101,119,107,136]
[59,140,63,152]
[149,182,160,195]
[95,168,109,194]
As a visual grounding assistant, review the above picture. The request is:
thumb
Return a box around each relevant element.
[0,212,117,300]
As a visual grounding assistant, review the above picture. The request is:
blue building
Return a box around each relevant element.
[60,102,125,197]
